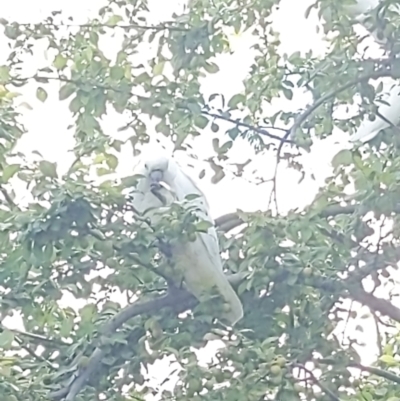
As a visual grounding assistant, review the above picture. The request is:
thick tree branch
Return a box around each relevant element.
[349,285,400,322]
[318,358,400,385]
[215,203,400,233]
[215,212,244,232]
[49,273,247,401]
[351,363,400,385]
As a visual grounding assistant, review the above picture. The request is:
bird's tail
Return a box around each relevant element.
[350,126,382,143]
[184,262,244,326]
[217,278,244,326]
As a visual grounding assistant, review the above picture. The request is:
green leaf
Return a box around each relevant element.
[0,330,14,350]
[204,62,219,74]
[227,127,240,140]
[111,140,123,152]
[110,66,124,80]
[53,54,67,70]
[97,167,112,176]
[4,25,18,39]
[186,102,202,115]
[36,87,48,102]
[59,83,76,101]
[0,66,10,83]
[212,138,220,152]
[304,3,316,18]
[233,17,241,34]
[134,72,150,84]
[195,220,213,232]
[282,87,293,100]
[106,154,119,170]
[153,61,165,76]
[379,354,398,366]
[60,317,74,338]
[185,194,201,201]
[69,96,81,113]
[2,164,20,182]
[331,149,353,168]
[39,160,58,178]
[219,140,232,154]
[374,388,387,396]
[80,304,96,322]
[83,47,93,62]
[194,115,209,129]
[106,14,123,26]
[211,122,219,132]
[228,94,245,109]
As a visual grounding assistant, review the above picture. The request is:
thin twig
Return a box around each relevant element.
[202,111,293,144]
[1,325,66,346]
[14,335,57,370]
[293,363,342,401]
[372,311,384,356]
[12,22,189,32]
[341,300,354,346]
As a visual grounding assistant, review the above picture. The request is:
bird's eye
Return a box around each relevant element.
[145,163,148,169]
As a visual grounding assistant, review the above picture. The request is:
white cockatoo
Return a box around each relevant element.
[320,0,400,143]
[130,154,243,325]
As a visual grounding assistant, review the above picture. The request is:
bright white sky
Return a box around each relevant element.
[1,0,397,393]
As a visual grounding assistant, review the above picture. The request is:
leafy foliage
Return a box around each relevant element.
[1,1,400,401]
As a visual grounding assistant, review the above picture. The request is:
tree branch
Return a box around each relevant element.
[215,202,400,233]
[14,335,57,369]
[6,21,189,32]
[1,325,66,346]
[202,111,293,144]
[49,272,247,401]
[318,358,400,385]
[293,363,342,401]
[349,285,400,323]
[351,363,400,385]
[289,65,398,139]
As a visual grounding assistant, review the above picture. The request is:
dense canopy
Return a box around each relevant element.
[1,1,400,401]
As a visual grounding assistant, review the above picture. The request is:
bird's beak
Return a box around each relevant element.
[149,170,163,189]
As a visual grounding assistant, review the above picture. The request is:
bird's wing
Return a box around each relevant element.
[350,85,400,142]
[171,167,243,325]
[174,235,243,325]
[174,168,221,265]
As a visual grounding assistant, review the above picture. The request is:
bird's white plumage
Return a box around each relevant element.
[130,154,243,325]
